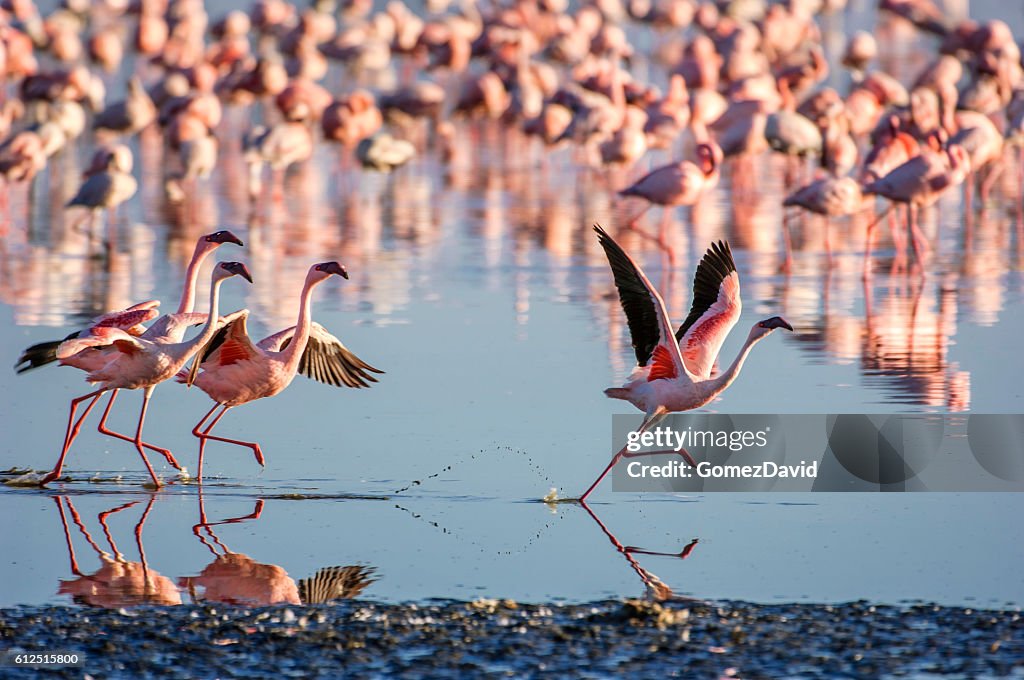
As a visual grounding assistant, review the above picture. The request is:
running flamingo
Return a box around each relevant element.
[17,230,243,467]
[39,261,253,488]
[181,262,383,481]
[581,226,792,500]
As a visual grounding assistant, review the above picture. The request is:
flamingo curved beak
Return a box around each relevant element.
[223,262,254,283]
[316,261,349,279]
[760,316,794,331]
[209,230,244,246]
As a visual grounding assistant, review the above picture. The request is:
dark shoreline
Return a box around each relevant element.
[2,599,1021,678]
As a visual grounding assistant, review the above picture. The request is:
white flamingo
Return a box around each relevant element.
[39,261,253,488]
[180,262,383,481]
[581,225,793,501]
[16,230,244,470]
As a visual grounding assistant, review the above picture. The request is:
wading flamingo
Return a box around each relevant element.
[39,261,253,488]
[862,142,971,269]
[781,176,864,269]
[16,230,244,468]
[581,226,792,501]
[181,262,383,481]
[618,141,723,228]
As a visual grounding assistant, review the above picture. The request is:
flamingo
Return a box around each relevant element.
[17,230,244,466]
[39,261,253,488]
[782,176,864,269]
[581,226,792,501]
[617,141,723,233]
[180,262,384,481]
[66,144,137,250]
[862,142,971,268]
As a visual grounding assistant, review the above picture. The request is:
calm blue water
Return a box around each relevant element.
[0,0,1022,609]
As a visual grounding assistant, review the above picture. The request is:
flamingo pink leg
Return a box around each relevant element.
[908,203,930,265]
[781,211,794,275]
[131,386,162,488]
[862,204,894,279]
[40,389,107,487]
[580,409,693,502]
[194,405,266,477]
[97,390,182,470]
[191,403,222,482]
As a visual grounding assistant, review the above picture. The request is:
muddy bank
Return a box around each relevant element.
[1,599,1021,678]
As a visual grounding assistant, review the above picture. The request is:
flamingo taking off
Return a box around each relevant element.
[180,262,384,481]
[581,226,792,501]
[39,261,253,488]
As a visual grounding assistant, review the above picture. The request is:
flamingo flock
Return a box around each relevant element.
[2,0,1021,496]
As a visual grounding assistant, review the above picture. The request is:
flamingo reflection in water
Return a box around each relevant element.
[54,495,182,607]
[180,492,376,606]
[579,501,699,601]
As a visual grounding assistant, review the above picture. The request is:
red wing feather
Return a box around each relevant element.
[217,339,254,366]
[647,345,679,381]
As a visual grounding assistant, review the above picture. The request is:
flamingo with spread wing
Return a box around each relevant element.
[582,225,793,501]
[16,230,243,471]
[180,262,384,481]
[39,261,253,488]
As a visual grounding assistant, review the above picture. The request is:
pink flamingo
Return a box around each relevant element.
[181,262,384,481]
[17,230,244,465]
[862,142,971,269]
[581,226,792,501]
[782,176,864,269]
[617,141,723,237]
[39,261,253,488]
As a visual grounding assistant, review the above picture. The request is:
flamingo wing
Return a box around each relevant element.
[143,312,208,340]
[67,172,115,208]
[675,240,741,379]
[56,327,142,359]
[90,300,160,330]
[186,310,260,386]
[270,323,385,388]
[593,225,690,383]
[298,565,377,604]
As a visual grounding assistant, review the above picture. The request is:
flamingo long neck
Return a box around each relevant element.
[279,274,322,374]
[177,243,214,314]
[704,327,764,398]
[179,274,229,357]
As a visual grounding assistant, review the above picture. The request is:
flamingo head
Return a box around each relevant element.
[311,261,349,280]
[215,261,253,283]
[203,230,244,247]
[752,316,794,339]
[696,142,722,176]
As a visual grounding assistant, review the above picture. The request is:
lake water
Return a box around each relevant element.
[0,0,1022,609]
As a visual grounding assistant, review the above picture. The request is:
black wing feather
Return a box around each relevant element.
[675,240,736,342]
[14,331,79,374]
[594,224,661,366]
[298,565,377,604]
[284,328,385,389]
